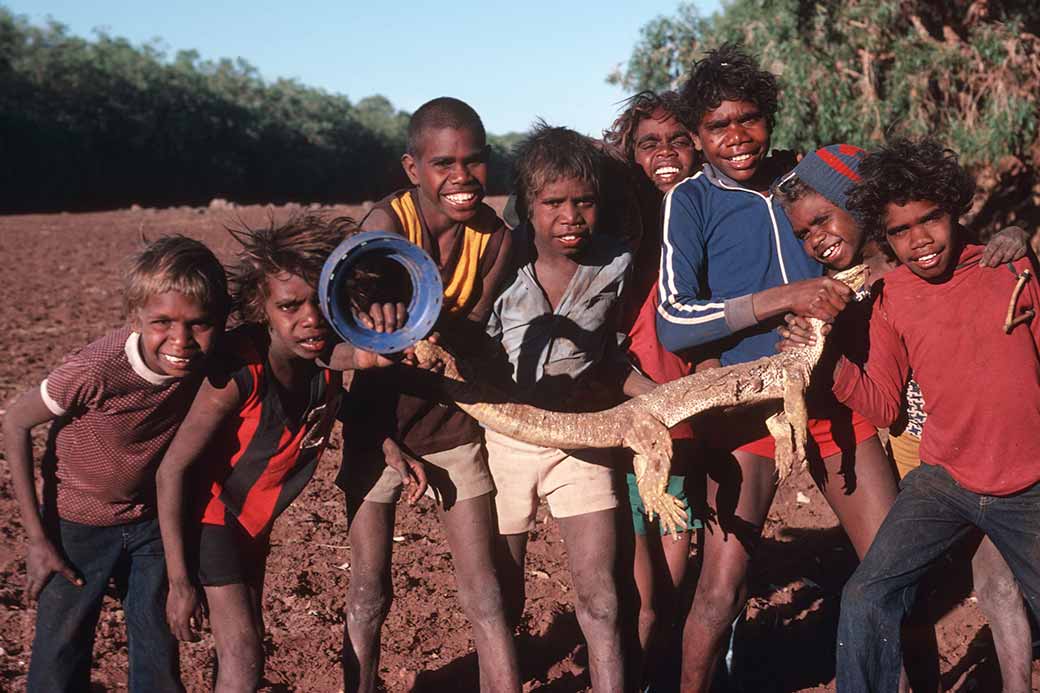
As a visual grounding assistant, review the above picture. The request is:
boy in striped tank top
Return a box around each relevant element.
[337,98,521,692]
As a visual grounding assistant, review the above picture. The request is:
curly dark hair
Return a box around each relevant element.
[603,90,688,162]
[679,43,779,133]
[513,121,603,221]
[847,138,975,242]
[227,213,355,324]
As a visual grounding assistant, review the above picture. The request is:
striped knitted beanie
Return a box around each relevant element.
[788,144,866,212]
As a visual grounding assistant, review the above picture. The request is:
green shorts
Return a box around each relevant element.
[625,471,701,536]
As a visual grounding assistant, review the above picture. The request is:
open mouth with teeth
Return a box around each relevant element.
[159,352,196,369]
[555,231,589,249]
[654,165,681,178]
[443,191,480,208]
[297,335,328,353]
[911,251,941,270]
[818,239,843,261]
[724,150,759,170]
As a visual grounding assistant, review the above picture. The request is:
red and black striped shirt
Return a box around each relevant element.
[197,326,342,537]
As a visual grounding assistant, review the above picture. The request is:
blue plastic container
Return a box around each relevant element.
[318,231,443,354]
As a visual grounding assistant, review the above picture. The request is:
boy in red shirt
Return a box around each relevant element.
[828,138,1040,692]
[776,143,1034,692]
[4,235,228,692]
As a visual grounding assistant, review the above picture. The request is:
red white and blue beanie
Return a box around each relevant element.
[787,144,866,212]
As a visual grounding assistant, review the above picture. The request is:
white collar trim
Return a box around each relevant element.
[125,332,175,385]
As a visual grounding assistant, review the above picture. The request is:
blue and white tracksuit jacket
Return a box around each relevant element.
[655,164,822,366]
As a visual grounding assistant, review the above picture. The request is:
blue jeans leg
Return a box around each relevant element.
[836,465,976,693]
[975,480,1040,624]
[122,518,183,693]
[27,520,124,693]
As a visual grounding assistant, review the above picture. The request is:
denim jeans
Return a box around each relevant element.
[836,464,1040,693]
[27,516,182,693]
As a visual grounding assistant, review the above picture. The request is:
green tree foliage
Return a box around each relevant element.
[0,9,518,212]
[610,0,1040,232]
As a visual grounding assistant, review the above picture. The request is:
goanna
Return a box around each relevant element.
[413,264,869,536]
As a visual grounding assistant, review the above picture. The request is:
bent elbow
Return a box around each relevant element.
[655,316,689,354]
[877,405,901,430]
[154,461,182,490]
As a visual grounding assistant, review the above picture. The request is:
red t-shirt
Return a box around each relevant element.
[40,327,201,525]
[834,244,1040,495]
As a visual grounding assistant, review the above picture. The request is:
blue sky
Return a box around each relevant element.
[7,0,721,136]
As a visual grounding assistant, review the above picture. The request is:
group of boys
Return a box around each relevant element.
[6,40,1040,693]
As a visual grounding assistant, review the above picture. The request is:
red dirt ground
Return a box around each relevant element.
[0,204,1036,692]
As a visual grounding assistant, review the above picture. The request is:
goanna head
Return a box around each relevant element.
[833,264,870,301]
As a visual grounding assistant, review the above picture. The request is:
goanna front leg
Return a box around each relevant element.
[765,410,795,482]
[633,453,689,538]
[783,366,809,468]
[625,408,687,537]
[769,366,810,483]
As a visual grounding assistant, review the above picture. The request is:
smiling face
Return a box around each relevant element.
[786,192,865,272]
[402,126,489,231]
[693,99,770,188]
[530,176,597,259]
[262,272,331,363]
[633,109,696,193]
[132,291,221,378]
[883,199,960,281]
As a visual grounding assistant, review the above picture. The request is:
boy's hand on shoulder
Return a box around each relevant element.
[166,578,204,642]
[25,537,82,601]
[381,438,428,505]
[356,301,408,334]
[980,225,1030,267]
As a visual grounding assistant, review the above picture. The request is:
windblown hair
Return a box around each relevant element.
[847,138,975,242]
[771,173,817,211]
[227,213,355,324]
[407,96,486,156]
[513,121,603,220]
[680,43,779,132]
[603,90,688,162]
[124,235,228,318]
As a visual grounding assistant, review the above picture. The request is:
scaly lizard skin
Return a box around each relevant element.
[414,265,868,536]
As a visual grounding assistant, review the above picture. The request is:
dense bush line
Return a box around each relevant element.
[610,0,1040,234]
[0,9,519,213]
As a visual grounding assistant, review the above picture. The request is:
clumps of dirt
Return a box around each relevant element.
[0,205,1036,691]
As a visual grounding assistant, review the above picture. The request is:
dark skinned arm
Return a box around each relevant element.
[622,369,658,397]
[354,209,409,332]
[751,276,853,324]
[380,437,428,505]
[3,388,83,601]
[155,376,242,642]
